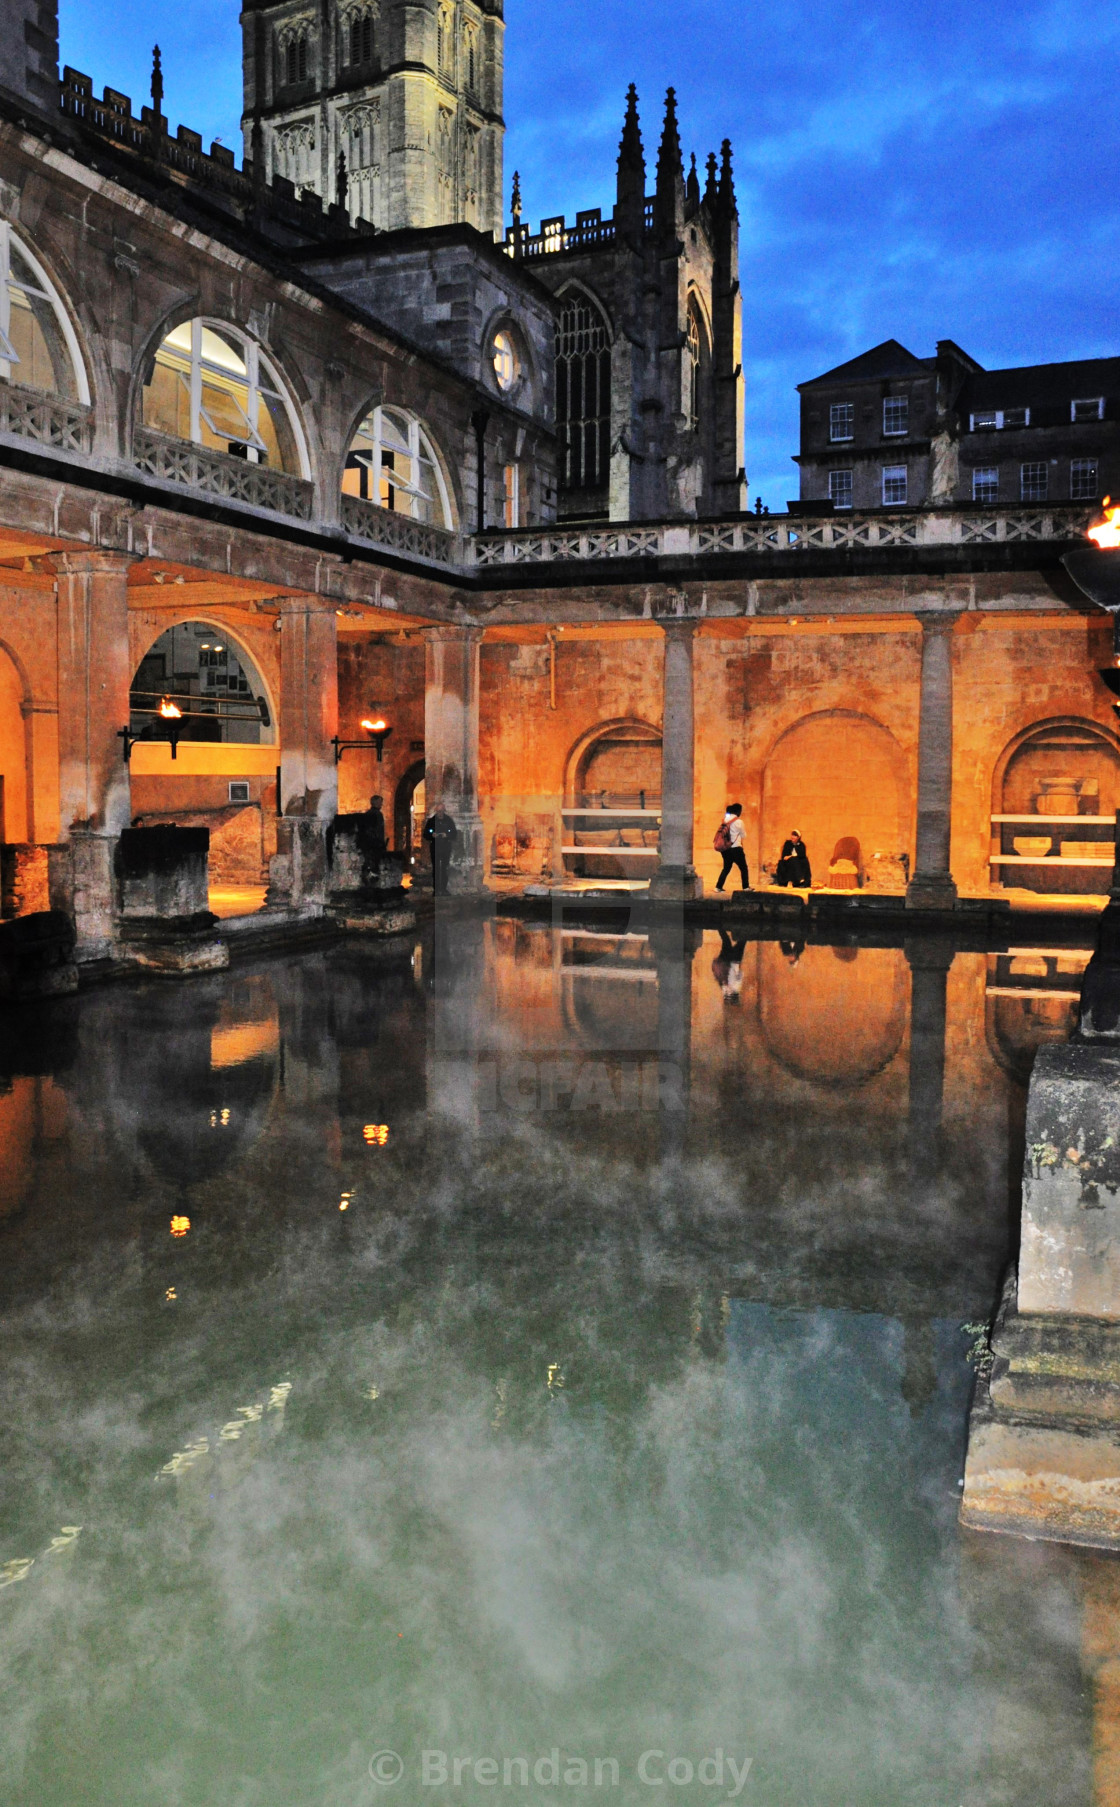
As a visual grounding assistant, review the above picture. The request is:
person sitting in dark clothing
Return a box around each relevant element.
[423,804,458,895]
[774,831,812,888]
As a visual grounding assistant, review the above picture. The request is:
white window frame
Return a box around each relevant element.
[1071,397,1105,423]
[1071,457,1099,500]
[149,318,309,474]
[1020,460,1048,502]
[882,395,909,437]
[348,404,453,527]
[493,330,516,392]
[969,408,1031,430]
[828,469,852,510]
[972,466,999,504]
[0,221,90,402]
[881,464,907,505]
[829,402,853,443]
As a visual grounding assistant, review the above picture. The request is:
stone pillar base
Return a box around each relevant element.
[448,813,485,895]
[119,915,229,976]
[266,818,329,912]
[49,831,117,960]
[649,865,703,901]
[905,874,958,911]
[961,1278,1120,1551]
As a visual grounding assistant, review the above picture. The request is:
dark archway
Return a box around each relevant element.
[394,759,425,864]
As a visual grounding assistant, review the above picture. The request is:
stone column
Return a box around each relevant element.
[424,625,484,893]
[53,551,134,955]
[651,619,702,900]
[906,613,959,909]
[278,597,338,820]
[54,550,134,838]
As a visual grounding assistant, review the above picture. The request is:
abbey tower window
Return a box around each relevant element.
[277,24,312,89]
[685,305,701,434]
[437,5,454,80]
[343,7,375,69]
[463,22,478,93]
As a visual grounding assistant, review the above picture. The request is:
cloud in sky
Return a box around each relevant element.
[61,0,1120,510]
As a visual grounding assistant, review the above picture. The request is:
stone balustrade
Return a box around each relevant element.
[468,506,1095,568]
[133,426,315,521]
[0,382,92,453]
[340,494,461,566]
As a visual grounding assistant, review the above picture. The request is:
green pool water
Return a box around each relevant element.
[0,919,1100,1805]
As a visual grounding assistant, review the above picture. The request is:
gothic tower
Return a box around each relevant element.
[241,0,505,236]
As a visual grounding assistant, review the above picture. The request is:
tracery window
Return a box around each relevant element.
[141,319,306,473]
[556,292,611,495]
[685,304,701,433]
[437,5,454,77]
[343,405,453,527]
[280,29,310,85]
[0,223,88,401]
[345,9,375,66]
[463,23,477,90]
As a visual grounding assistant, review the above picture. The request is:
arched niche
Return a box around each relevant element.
[761,710,909,887]
[394,759,426,865]
[562,718,661,883]
[757,941,908,1090]
[991,717,1120,896]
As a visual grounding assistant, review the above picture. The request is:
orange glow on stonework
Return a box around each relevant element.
[1088,498,1120,550]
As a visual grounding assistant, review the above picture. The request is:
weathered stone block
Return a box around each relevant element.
[0,909,78,1002]
[1020,1042,1120,1320]
[116,826,209,920]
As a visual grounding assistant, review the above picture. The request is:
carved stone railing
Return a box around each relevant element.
[468,508,1096,567]
[341,493,460,565]
[133,427,314,520]
[0,381,92,453]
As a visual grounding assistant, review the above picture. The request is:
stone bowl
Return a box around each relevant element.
[1013,836,1053,858]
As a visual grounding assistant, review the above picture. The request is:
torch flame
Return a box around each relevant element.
[158,697,183,720]
[361,717,388,734]
[1088,497,1120,551]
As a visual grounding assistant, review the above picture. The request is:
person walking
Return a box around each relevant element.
[423,802,458,895]
[713,803,749,893]
[774,830,811,888]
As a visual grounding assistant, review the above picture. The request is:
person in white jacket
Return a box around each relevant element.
[714,803,749,892]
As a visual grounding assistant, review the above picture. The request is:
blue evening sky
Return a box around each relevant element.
[62,0,1120,510]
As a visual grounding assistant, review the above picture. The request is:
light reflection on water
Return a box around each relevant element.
[0,920,1105,1805]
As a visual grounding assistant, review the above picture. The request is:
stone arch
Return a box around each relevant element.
[760,710,909,887]
[480,303,539,409]
[990,716,1120,895]
[564,716,661,805]
[394,757,425,862]
[562,717,661,882]
[130,617,278,744]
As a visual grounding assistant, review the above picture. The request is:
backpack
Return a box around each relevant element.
[714,820,733,853]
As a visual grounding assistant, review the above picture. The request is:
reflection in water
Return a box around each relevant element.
[0,923,1097,1805]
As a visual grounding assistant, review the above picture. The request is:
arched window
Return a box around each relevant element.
[343,405,452,527]
[0,223,88,402]
[464,26,477,90]
[141,319,307,475]
[685,304,702,433]
[346,10,374,65]
[556,292,611,498]
[437,5,453,77]
[283,31,309,85]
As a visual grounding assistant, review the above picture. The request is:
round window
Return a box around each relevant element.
[493,330,516,391]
